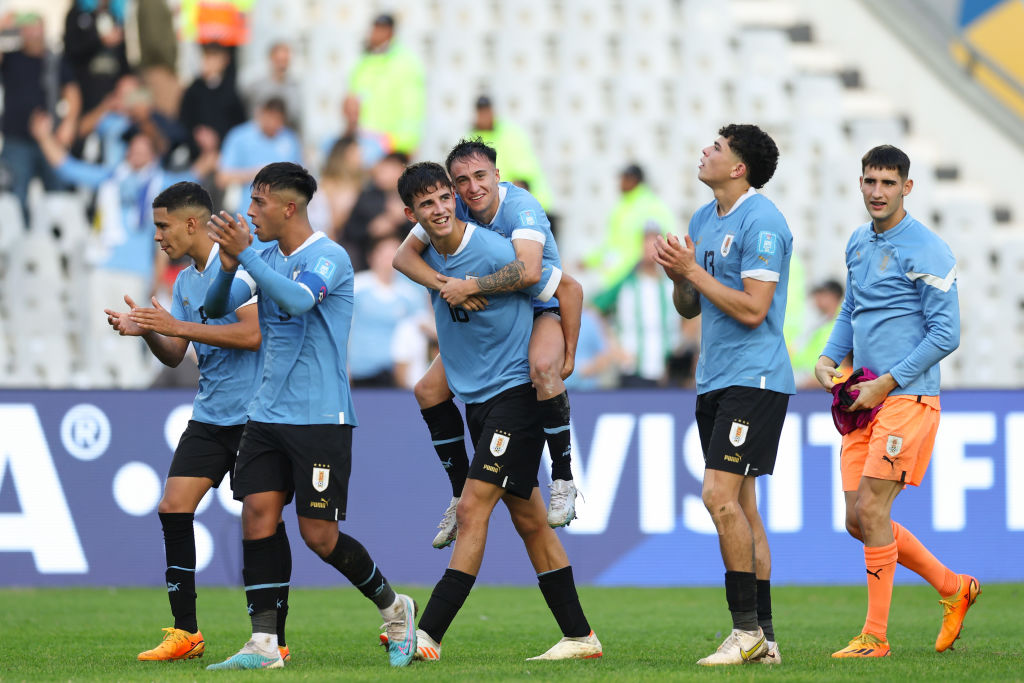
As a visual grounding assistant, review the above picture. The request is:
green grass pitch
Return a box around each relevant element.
[2,583,1020,681]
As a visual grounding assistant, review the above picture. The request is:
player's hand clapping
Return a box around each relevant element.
[104,295,146,337]
[129,297,183,337]
[207,211,253,263]
[654,233,698,283]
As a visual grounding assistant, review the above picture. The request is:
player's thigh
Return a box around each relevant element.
[863,396,940,487]
[282,424,353,523]
[233,421,295,502]
[466,384,545,500]
[161,476,215,512]
[503,486,549,535]
[167,420,242,490]
[701,386,788,478]
[413,353,452,408]
[528,312,566,373]
[840,425,870,492]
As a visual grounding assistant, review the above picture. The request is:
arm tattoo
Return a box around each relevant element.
[476,259,526,294]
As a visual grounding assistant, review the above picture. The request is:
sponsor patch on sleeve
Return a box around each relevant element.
[518,209,536,226]
[313,256,337,281]
[757,231,778,256]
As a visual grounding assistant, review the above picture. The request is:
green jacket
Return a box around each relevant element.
[585,184,676,288]
[470,119,552,210]
[348,42,425,155]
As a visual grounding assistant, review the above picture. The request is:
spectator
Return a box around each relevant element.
[338,151,409,271]
[216,96,302,244]
[77,73,185,168]
[346,13,425,156]
[563,306,616,392]
[0,12,81,220]
[125,0,179,118]
[239,41,302,132]
[584,163,677,289]
[318,135,367,242]
[469,95,553,210]
[349,235,428,387]
[595,225,682,387]
[320,94,389,171]
[179,42,246,162]
[29,113,202,387]
[63,0,130,116]
[791,279,846,388]
[391,310,436,391]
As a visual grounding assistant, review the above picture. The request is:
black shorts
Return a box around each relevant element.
[233,420,353,521]
[167,420,244,487]
[696,386,789,477]
[466,383,545,499]
[534,307,560,320]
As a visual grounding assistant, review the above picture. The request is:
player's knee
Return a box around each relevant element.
[157,497,189,514]
[455,497,485,532]
[413,377,447,409]
[298,526,335,558]
[509,508,545,539]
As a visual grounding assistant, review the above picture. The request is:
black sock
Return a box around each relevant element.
[724,570,759,632]
[323,532,396,610]
[538,566,591,637]
[757,578,774,641]
[418,568,476,644]
[160,512,198,633]
[421,400,470,497]
[243,534,285,634]
[275,522,291,647]
[540,392,573,481]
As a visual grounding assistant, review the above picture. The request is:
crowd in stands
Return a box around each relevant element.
[0,2,836,390]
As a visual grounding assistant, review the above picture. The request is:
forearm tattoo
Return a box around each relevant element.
[477,259,526,294]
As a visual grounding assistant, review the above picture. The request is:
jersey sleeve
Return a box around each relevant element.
[524,263,562,302]
[236,246,345,316]
[739,216,787,283]
[507,189,552,245]
[410,224,429,243]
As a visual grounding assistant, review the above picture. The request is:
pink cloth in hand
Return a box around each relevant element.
[830,367,884,435]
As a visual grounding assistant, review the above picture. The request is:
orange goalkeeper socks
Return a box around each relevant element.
[863,541,898,640]
[892,521,960,598]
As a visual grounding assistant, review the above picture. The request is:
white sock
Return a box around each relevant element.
[251,632,279,653]
[379,595,404,621]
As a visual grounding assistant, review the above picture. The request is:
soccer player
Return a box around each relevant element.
[393,139,583,547]
[815,145,978,658]
[654,124,794,666]
[202,162,416,669]
[104,181,294,663]
[393,161,601,661]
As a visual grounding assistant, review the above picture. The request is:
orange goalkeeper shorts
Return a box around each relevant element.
[839,394,941,492]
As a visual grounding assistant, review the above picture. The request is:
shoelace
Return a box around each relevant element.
[436,501,458,530]
[938,596,958,616]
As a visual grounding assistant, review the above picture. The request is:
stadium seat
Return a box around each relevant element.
[0,192,24,251]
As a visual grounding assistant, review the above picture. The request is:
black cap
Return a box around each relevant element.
[475,95,493,109]
[373,13,395,27]
[622,163,644,182]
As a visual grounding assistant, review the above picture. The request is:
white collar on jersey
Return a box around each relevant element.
[485,183,509,227]
[196,241,220,274]
[719,186,758,218]
[452,222,477,256]
[278,230,327,257]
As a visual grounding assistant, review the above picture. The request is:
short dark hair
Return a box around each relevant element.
[252,162,317,202]
[622,163,645,183]
[861,144,911,180]
[719,124,779,189]
[261,96,287,117]
[813,279,844,299]
[152,181,213,214]
[445,137,497,175]
[397,162,453,208]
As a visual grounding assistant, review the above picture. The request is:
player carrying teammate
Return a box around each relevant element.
[655,124,793,666]
[393,138,583,548]
[202,162,417,669]
[392,161,601,661]
[105,181,293,663]
[815,145,978,659]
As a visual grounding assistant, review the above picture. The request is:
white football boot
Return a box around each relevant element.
[432,496,459,549]
[547,480,578,528]
[527,631,602,660]
[697,628,767,665]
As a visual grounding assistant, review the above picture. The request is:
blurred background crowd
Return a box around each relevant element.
[0,0,1021,390]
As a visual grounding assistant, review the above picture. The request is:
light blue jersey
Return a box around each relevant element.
[690,189,796,395]
[349,270,426,380]
[215,232,359,426]
[412,182,563,306]
[171,243,260,425]
[422,222,533,404]
[821,213,959,396]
